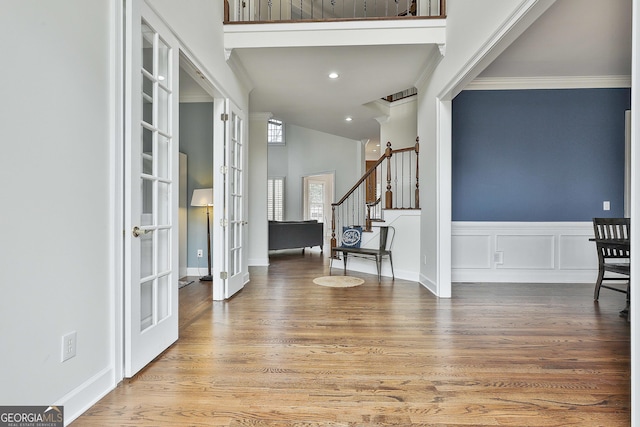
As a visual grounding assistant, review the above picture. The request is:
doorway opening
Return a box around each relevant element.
[178,54,215,284]
[303,173,335,247]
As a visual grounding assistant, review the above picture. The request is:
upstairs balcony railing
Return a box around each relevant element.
[225,0,446,23]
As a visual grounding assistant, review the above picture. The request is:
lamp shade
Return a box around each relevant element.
[190,188,213,207]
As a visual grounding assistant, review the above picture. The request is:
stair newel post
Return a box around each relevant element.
[331,204,337,258]
[385,141,393,209]
[414,137,420,209]
[365,203,372,232]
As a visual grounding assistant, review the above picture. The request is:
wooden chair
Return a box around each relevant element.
[331,226,395,283]
[592,218,630,318]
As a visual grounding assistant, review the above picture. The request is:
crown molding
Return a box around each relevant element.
[415,44,443,89]
[374,115,390,124]
[465,75,632,91]
[225,49,255,94]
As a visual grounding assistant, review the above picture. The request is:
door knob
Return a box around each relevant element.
[132,226,152,238]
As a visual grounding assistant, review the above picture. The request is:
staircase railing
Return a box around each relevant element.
[331,138,419,253]
[225,0,446,23]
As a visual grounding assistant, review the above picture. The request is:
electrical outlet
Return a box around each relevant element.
[603,201,611,211]
[61,331,77,362]
[494,251,504,264]
[197,249,203,258]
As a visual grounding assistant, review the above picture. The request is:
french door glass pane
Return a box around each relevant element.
[157,87,169,133]
[142,76,153,125]
[142,127,153,175]
[141,23,153,74]
[157,134,169,179]
[141,178,153,225]
[157,37,169,83]
[140,279,153,331]
[158,182,170,225]
[140,232,153,278]
[157,275,170,321]
[157,229,170,272]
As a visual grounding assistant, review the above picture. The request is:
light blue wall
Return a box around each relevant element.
[268,123,362,221]
[452,88,631,221]
[179,102,213,269]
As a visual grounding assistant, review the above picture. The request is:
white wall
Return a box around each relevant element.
[0,0,115,414]
[268,123,363,221]
[379,97,418,150]
[416,0,557,297]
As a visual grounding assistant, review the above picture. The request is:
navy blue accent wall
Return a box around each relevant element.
[452,88,630,221]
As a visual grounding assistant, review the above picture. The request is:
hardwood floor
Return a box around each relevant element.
[73,249,630,426]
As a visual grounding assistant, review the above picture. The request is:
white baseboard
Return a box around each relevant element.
[248,258,270,266]
[56,366,114,426]
[453,269,598,283]
[419,273,438,296]
[186,267,210,277]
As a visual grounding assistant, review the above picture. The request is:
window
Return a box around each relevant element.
[267,177,284,221]
[268,119,284,145]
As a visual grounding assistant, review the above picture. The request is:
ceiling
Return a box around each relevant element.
[181,0,632,155]
[234,44,439,144]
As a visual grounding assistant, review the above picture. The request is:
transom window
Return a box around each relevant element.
[268,119,284,145]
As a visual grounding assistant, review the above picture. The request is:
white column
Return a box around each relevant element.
[247,113,272,266]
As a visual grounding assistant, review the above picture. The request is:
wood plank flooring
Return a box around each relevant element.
[73,249,630,426]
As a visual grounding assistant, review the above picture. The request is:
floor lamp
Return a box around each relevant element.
[191,188,213,281]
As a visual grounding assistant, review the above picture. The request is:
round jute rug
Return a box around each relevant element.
[313,276,364,288]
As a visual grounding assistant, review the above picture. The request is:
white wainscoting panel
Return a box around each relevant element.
[452,222,598,283]
[452,235,491,269]
[496,235,555,269]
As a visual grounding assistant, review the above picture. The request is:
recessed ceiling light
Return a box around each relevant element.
[345,117,353,122]
[328,72,339,79]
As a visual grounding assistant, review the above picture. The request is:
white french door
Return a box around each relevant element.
[213,100,246,300]
[224,101,246,298]
[124,0,179,377]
